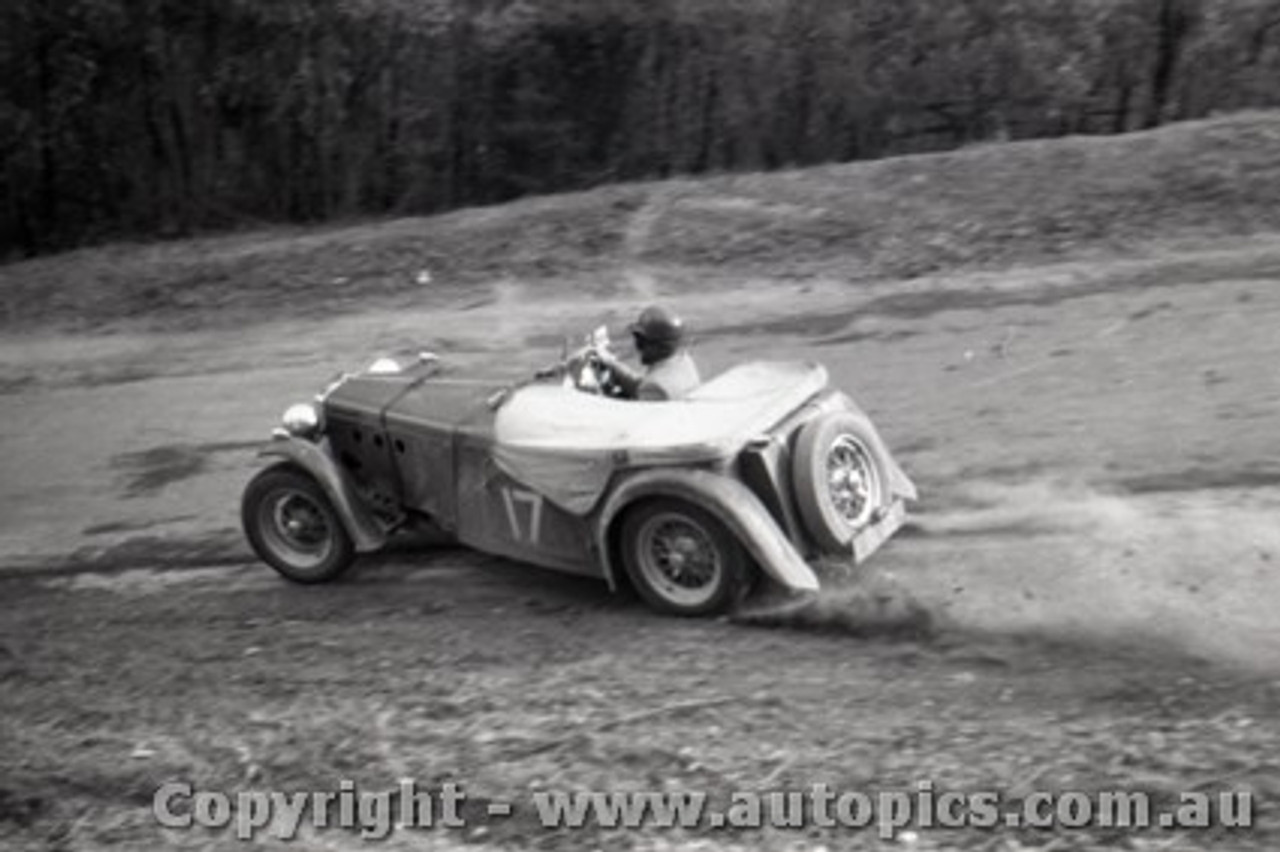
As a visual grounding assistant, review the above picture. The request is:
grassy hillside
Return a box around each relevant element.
[3,111,1280,332]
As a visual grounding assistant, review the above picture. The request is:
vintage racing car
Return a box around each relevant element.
[241,329,917,615]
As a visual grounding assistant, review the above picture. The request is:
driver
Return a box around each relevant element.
[596,305,701,401]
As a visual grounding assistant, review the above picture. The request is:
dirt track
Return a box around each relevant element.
[2,240,1280,850]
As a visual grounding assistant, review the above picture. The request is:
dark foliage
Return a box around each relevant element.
[3,0,1279,257]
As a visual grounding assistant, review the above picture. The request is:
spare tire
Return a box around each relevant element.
[791,413,884,553]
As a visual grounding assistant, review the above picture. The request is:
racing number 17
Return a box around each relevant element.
[500,487,544,545]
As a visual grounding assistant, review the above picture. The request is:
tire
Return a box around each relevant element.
[791,413,885,553]
[242,464,356,583]
[619,499,749,617]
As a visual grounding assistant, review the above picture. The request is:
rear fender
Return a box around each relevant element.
[596,469,821,593]
[260,437,387,553]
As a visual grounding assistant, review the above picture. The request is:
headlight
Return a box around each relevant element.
[368,357,402,375]
[282,402,322,438]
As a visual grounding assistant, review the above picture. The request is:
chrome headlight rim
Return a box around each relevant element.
[281,402,323,438]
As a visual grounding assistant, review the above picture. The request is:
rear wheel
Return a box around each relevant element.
[792,413,884,552]
[242,464,355,583]
[619,499,748,616]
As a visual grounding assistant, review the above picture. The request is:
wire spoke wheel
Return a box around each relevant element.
[259,489,334,570]
[242,464,355,583]
[792,413,887,552]
[637,513,722,607]
[620,499,748,616]
[826,435,879,528]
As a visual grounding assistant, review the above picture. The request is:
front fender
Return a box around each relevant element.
[259,437,387,553]
[596,469,821,593]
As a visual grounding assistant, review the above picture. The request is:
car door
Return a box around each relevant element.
[453,433,599,577]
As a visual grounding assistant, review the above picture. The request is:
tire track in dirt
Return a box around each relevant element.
[619,185,682,301]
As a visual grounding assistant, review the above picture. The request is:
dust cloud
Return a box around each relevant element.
[742,479,1280,673]
[902,478,1280,672]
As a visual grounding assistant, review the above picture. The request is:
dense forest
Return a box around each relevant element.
[3,0,1279,257]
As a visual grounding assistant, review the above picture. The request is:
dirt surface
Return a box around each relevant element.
[5,118,1280,851]
[4,240,1280,851]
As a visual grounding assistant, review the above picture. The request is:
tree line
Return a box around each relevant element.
[2,0,1278,257]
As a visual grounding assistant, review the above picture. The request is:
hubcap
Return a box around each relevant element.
[258,488,333,570]
[635,513,723,609]
[826,436,879,528]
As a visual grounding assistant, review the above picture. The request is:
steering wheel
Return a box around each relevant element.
[570,348,614,395]
[536,327,622,396]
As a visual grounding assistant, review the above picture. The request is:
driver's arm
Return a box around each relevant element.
[595,350,642,398]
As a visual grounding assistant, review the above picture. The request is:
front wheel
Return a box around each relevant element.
[242,464,355,583]
[619,499,749,616]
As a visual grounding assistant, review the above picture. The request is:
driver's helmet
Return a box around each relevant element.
[629,305,684,365]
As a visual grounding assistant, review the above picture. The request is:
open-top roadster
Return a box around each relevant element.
[241,328,917,615]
